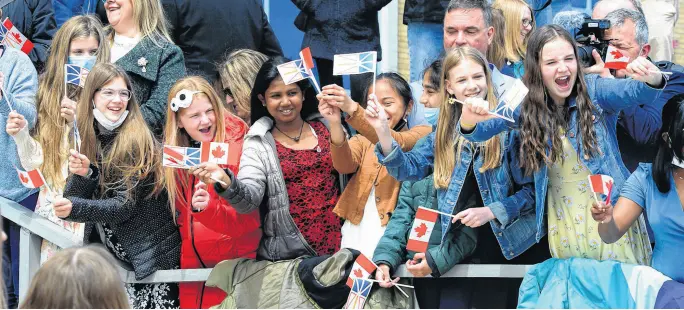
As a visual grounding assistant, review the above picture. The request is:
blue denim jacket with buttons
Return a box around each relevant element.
[461,73,670,242]
[375,131,538,259]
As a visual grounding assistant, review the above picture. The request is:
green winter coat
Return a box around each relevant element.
[372,175,479,277]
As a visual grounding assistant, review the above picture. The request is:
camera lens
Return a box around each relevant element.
[577,45,596,67]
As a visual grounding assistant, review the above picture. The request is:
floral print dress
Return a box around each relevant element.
[546,130,652,265]
[102,224,180,309]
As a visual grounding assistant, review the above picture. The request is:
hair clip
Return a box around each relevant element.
[170,89,202,112]
[448,95,457,105]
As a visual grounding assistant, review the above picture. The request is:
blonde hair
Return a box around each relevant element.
[76,63,163,197]
[434,47,502,189]
[107,0,173,46]
[163,76,227,218]
[493,0,535,62]
[487,8,507,69]
[19,246,130,309]
[218,49,268,124]
[34,15,109,189]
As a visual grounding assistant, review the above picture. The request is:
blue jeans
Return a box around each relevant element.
[407,22,444,83]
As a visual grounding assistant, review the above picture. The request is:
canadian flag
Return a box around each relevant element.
[2,18,34,54]
[200,142,229,165]
[604,46,630,70]
[299,47,315,71]
[406,207,439,253]
[346,253,377,288]
[16,168,46,189]
[588,174,614,203]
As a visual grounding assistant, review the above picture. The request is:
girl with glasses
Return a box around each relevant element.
[493,0,535,78]
[51,63,181,308]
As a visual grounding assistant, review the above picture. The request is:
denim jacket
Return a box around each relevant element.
[461,73,669,241]
[375,131,538,259]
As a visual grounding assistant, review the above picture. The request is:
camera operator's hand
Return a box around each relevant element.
[584,49,612,78]
[626,57,663,87]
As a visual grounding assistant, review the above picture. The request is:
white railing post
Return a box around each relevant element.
[18,227,41,302]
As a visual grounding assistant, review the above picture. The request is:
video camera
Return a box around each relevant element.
[575,18,611,67]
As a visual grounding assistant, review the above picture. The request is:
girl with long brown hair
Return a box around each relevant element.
[163,76,261,309]
[372,47,545,307]
[50,63,181,308]
[5,15,109,264]
[460,25,668,263]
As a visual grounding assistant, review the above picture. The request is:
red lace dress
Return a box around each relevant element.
[275,121,342,255]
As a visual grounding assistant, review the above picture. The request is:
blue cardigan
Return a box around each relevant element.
[0,45,39,202]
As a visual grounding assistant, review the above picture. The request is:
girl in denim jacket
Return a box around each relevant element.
[372,46,548,308]
[460,25,663,264]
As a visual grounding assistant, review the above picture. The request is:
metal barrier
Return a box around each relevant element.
[1,197,531,302]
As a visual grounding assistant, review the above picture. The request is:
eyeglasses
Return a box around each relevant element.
[97,88,132,101]
[522,18,533,27]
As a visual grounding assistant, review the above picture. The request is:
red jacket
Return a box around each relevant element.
[176,114,262,309]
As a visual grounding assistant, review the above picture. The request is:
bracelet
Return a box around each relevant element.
[460,121,476,128]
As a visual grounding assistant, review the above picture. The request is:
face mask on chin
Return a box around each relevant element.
[92,100,129,131]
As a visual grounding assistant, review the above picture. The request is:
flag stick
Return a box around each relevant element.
[0,86,13,111]
[369,260,409,298]
[354,278,415,289]
[649,70,672,75]
[424,207,460,219]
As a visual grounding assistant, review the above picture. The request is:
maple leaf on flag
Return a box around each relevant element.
[610,49,624,59]
[212,145,225,159]
[353,268,363,278]
[414,222,428,238]
[19,173,28,184]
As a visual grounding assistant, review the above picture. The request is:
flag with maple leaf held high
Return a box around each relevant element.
[0,18,34,54]
[407,207,439,253]
[605,46,630,70]
[346,253,376,288]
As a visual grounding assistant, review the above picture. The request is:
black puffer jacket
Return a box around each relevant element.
[64,126,181,280]
[403,0,450,24]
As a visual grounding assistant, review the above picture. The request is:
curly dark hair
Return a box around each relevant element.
[519,24,599,175]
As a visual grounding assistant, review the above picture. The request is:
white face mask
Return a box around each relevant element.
[92,101,129,131]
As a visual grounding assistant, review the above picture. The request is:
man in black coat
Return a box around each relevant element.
[162,0,283,83]
[291,0,392,104]
[0,0,56,73]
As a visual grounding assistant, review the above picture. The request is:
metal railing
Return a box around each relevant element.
[1,197,531,303]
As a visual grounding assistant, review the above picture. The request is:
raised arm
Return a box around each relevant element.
[215,142,268,214]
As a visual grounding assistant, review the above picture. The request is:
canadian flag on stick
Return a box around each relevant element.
[604,46,630,70]
[346,253,377,288]
[16,168,46,189]
[588,174,615,204]
[200,142,229,165]
[406,207,439,253]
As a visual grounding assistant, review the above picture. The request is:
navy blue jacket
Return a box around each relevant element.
[291,0,391,60]
[0,0,56,72]
[52,0,97,27]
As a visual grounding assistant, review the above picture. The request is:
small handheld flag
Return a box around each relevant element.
[162,145,201,169]
[333,51,377,76]
[0,18,34,54]
[65,64,90,88]
[407,207,439,253]
[200,142,230,166]
[346,253,376,288]
[299,47,321,94]
[588,174,614,204]
[604,46,630,70]
[343,278,373,309]
[276,59,311,85]
[16,168,46,189]
[491,79,528,122]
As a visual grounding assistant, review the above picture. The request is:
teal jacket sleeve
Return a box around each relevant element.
[372,181,414,272]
